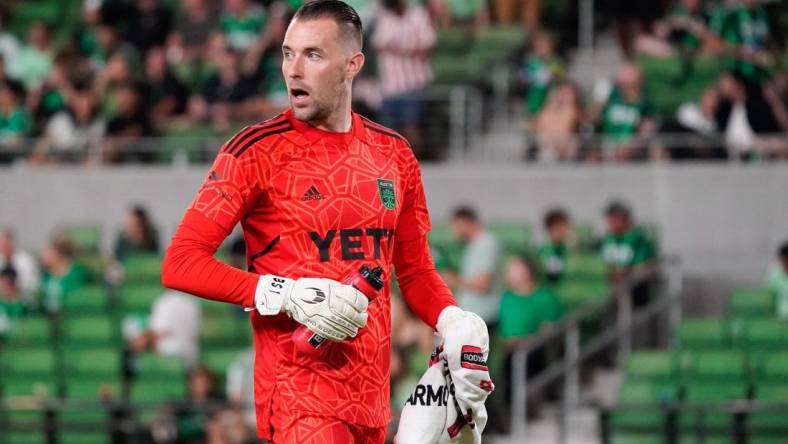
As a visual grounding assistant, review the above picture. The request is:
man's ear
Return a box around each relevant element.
[346,51,365,80]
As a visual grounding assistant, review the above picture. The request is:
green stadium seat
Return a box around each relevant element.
[743,319,788,350]
[58,405,112,444]
[119,283,163,313]
[555,279,608,310]
[489,222,531,256]
[685,350,748,382]
[63,347,121,377]
[564,253,607,281]
[435,28,471,54]
[62,316,118,347]
[3,410,48,444]
[63,285,108,314]
[571,222,597,252]
[678,318,729,349]
[625,350,676,383]
[65,378,121,400]
[122,254,164,284]
[729,287,775,318]
[474,26,526,49]
[6,430,47,444]
[200,314,251,347]
[610,379,677,431]
[1,378,57,397]
[202,348,244,384]
[750,385,788,432]
[757,355,788,385]
[3,317,51,348]
[60,224,101,254]
[680,383,749,434]
[78,254,106,285]
[135,354,187,378]
[1,347,56,376]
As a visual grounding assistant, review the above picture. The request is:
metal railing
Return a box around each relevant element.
[507,256,684,440]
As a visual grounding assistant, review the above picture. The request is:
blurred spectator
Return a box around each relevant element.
[444,206,503,326]
[31,84,105,164]
[655,86,727,160]
[766,241,788,320]
[521,30,563,116]
[73,0,104,68]
[0,266,26,337]
[10,22,54,91]
[128,289,201,367]
[227,236,246,270]
[0,228,41,297]
[538,208,570,284]
[40,236,88,313]
[715,71,787,160]
[188,49,263,132]
[494,0,539,28]
[225,349,256,429]
[115,205,160,261]
[145,46,188,126]
[601,201,656,307]
[498,255,563,418]
[499,255,563,340]
[169,0,220,62]
[220,0,267,52]
[432,0,489,32]
[595,63,656,161]
[0,11,19,78]
[126,0,174,55]
[0,81,31,158]
[171,366,225,442]
[94,23,140,71]
[610,0,663,59]
[205,405,252,444]
[371,0,437,153]
[716,0,773,83]
[103,81,154,163]
[530,82,582,161]
[635,0,713,59]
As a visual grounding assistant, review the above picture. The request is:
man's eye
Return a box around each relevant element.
[308,52,321,60]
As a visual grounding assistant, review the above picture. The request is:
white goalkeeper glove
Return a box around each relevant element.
[436,306,495,429]
[251,275,369,341]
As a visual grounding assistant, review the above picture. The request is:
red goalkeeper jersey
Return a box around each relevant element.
[162,109,456,438]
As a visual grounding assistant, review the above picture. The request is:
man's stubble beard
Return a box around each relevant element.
[292,74,348,126]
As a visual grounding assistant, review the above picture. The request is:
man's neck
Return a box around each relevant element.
[512,282,535,295]
[309,88,353,133]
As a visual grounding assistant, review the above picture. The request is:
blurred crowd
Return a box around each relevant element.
[519,0,787,162]
[1,199,787,440]
[0,0,783,165]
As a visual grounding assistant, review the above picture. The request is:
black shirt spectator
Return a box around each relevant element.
[126,0,174,55]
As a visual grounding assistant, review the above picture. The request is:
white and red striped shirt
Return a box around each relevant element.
[371,6,437,97]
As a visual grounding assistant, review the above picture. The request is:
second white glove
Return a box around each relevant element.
[253,275,369,341]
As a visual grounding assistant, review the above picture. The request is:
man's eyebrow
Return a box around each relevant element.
[281,45,324,53]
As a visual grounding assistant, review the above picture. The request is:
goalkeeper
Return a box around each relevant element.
[162,1,492,442]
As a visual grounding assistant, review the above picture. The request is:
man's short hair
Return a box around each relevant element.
[544,208,568,229]
[605,200,631,218]
[293,0,363,50]
[452,206,479,223]
[779,241,788,260]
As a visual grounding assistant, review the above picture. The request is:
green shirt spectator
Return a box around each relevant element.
[522,31,563,115]
[446,0,486,21]
[718,2,770,80]
[41,263,87,313]
[601,226,655,268]
[539,241,567,284]
[221,1,266,52]
[499,287,563,338]
[601,87,654,144]
[0,266,26,337]
[0,106,30,142]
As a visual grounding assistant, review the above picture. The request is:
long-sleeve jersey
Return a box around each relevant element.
[162,109,456,438]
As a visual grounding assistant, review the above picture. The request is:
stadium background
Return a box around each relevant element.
[0,0,786,443]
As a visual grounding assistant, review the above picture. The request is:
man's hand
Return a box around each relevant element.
[253,275,369,341]
[436,306,494,425]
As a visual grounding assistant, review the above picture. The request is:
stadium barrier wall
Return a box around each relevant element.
[1,164,786,311]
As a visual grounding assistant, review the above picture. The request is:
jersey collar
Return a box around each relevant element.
[285,109,368,145]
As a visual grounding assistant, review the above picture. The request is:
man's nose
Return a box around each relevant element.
[286,56,304,79]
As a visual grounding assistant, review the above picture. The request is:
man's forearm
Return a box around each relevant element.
[393,235,457,328]
[162,209,258,307]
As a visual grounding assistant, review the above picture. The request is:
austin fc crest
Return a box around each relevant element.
[377,179,396,210]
